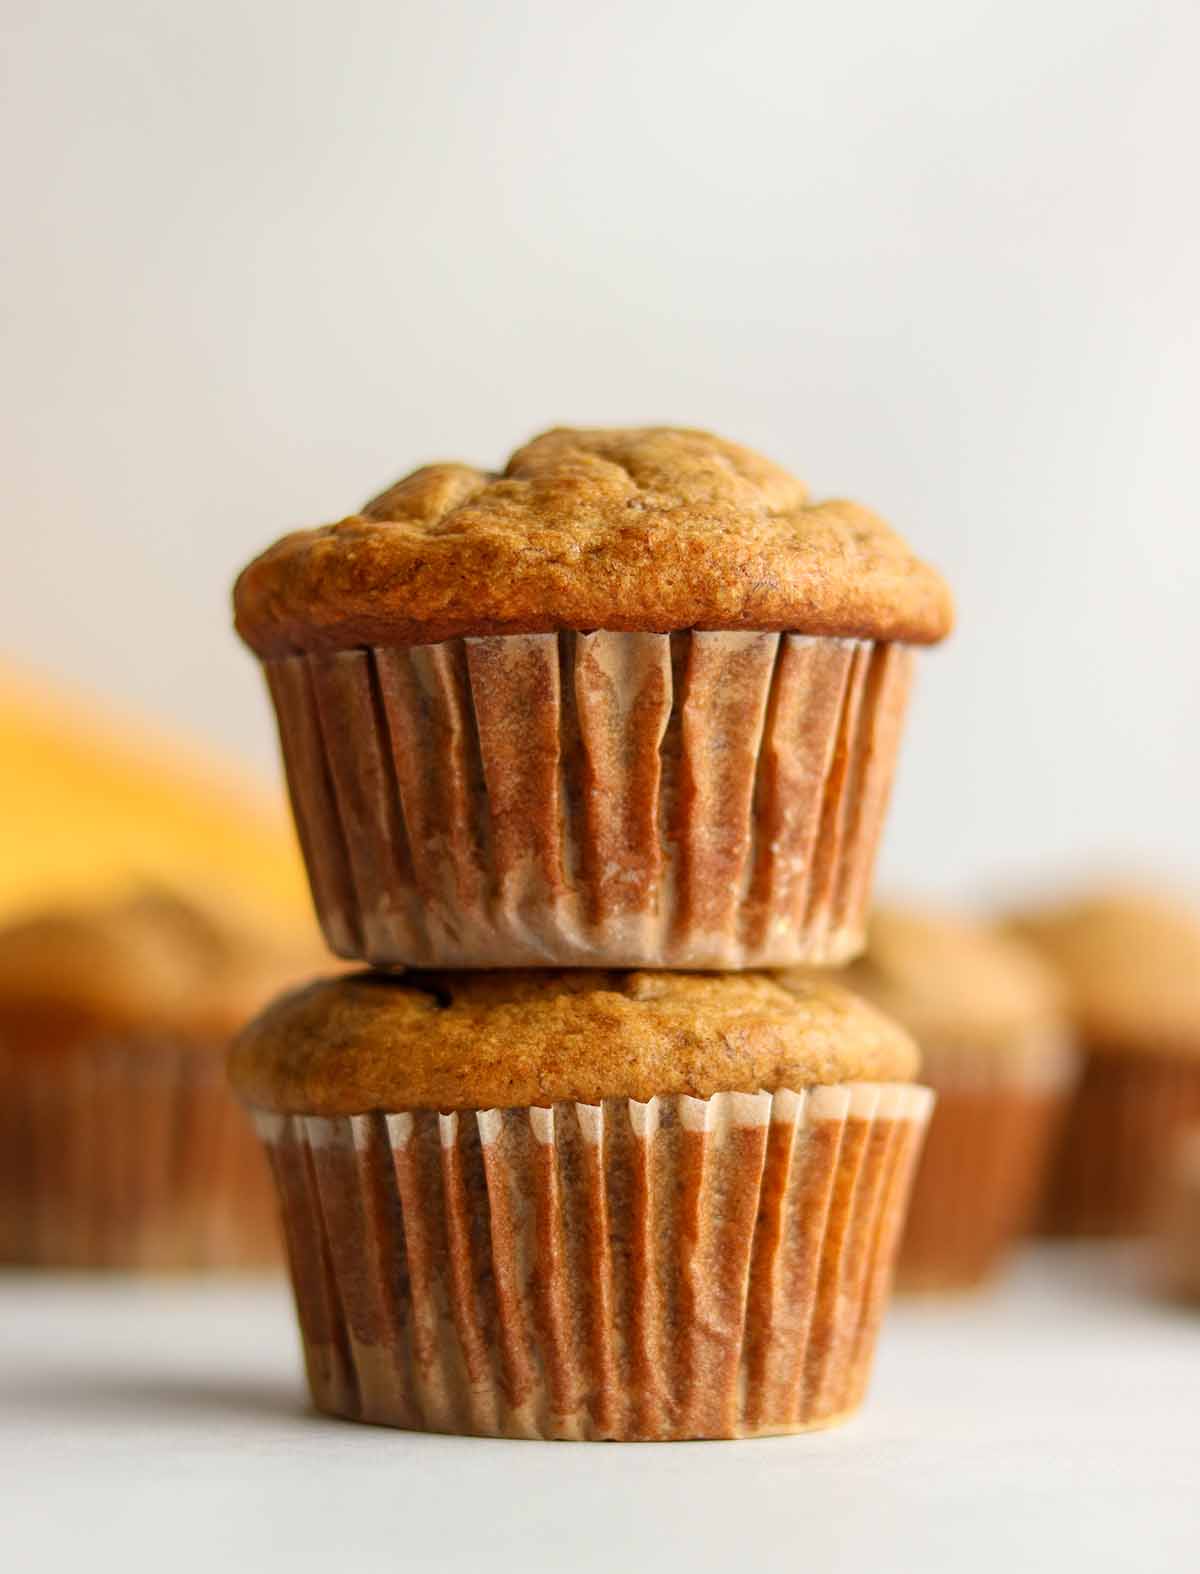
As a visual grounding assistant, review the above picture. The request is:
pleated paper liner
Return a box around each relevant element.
[0,1040,282,1270]
[254,1081,932,1441]
[895,1039,1078,1293]
[1041,1052,1200,1237]
[263,630,913,969]
[1152,1127,1200,1305]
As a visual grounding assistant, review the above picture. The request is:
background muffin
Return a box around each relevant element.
[231,968,932,1441]
[1152,1127,1200,1305]
[1008,886,1200,1235]
[783,906,1075,1291]
[0,886,323,1270]
[234,426,952,971]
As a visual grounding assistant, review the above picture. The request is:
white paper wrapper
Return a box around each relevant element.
[0,1040,281,1270]
[263,631,914,968]
[897,1038,1078,1292]
[254,1081,932,1440]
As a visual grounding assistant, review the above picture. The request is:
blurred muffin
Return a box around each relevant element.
[234,427,952,970]
[231,969,932,1440]
[1152,1127,1200,1305]
[780,906,1075,1291]
[0,886,323,1270]
[1008,886,1200,1236]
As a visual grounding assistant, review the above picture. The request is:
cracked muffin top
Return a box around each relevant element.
[234,426,953,656]
[229,967,920,1113]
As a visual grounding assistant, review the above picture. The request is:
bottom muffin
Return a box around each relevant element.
[784,906,1077,1292]
[231,970,932,1441]
[0,886,321,1270]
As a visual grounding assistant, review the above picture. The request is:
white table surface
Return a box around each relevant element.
[2,1244,1197,1574]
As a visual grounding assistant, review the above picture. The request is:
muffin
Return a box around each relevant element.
[1008,886,1200,1236]
[1152,1127,1200,1305]
[781,906,1076,1291]
[234,427,952,970]
[0,887,322,1269]
[231,969,933,1440]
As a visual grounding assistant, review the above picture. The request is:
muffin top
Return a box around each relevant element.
[1007,887,1200,1057]
[782,904,1065,1057]
[234,427,953,657]
[0,886,324,1051]
[229,968,920,1114]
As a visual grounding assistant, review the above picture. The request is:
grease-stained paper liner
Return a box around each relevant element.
[897,1040,1077,1291]
[263,631,913,968]
[0,1040,281,1270]
[1040,1053,1200,1238]
[254,1081,932,1440]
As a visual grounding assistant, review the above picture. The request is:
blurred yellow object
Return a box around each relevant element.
[0,663,312,930]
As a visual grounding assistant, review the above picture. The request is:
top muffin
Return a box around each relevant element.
[234,427,953,656]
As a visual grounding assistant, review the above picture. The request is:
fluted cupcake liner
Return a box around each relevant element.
[0,1040,282,1270]
[1040,1053,1200,1237]
[896,1042,1077,1293]
[253,1081,932,1441]
[263,630,913,969]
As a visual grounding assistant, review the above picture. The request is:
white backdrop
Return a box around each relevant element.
[4,0,1197,902]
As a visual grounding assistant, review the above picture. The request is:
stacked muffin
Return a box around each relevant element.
[230,426,953,1439]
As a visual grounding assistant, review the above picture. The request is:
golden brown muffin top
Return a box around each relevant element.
[234,427,953,657]
[781,904,1066,1057]
[229,968,919,1114]
[0,886,324,1051]
[1007,887,1200,1057]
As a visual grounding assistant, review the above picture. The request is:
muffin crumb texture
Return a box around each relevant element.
[234,427,953,655]
[230,969,920,1114]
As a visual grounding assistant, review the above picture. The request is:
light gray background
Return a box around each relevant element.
[3,0,1197,901]
[4,1250,1197,1573]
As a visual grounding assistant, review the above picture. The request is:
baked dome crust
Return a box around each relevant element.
[230,968,920,1113]
[234,427,953,656]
